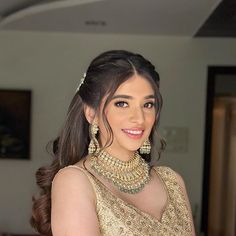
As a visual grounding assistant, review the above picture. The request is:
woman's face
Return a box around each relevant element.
[97,73,157,158]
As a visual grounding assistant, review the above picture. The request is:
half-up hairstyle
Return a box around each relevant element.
[30,50,165,235]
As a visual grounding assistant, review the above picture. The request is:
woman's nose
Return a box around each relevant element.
[130,107,145,124]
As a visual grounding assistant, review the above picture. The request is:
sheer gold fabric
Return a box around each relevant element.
[69,166,192,236]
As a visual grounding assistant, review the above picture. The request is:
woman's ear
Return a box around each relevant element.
[84,105,97,124]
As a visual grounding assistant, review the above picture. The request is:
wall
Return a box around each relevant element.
[0,30,235,234]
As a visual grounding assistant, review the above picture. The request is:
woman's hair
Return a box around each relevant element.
[30,50,165,235]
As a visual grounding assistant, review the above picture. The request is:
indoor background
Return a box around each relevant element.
[0,0,235,235]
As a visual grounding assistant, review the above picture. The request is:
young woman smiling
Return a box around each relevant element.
[31,50,195,236]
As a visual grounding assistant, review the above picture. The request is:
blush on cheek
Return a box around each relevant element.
[147,116,156,125]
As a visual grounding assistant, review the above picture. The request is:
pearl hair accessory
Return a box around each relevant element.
[76,73,86,92]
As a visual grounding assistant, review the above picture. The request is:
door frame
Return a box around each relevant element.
[201,66,236,234]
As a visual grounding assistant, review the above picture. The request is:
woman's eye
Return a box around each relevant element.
[114,101,128,107]
[144,102,155,109]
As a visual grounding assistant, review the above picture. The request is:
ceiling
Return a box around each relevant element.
[0,0,235,37]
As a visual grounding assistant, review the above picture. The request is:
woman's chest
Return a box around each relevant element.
[115,179,168,222]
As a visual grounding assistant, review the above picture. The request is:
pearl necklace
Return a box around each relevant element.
[90,150,150,194]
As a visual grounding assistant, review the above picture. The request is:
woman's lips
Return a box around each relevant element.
[122,129,144,139]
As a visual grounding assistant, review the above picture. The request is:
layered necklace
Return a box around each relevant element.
[90,150,150,194]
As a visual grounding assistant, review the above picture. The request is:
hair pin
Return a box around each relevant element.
[76,73,86,92]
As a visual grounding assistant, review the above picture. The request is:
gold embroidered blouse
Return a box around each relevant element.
[68,166,193,236]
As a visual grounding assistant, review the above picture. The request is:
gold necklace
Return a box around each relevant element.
[90,150,150,194]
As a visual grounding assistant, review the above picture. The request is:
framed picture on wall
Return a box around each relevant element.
[0,89,31,160]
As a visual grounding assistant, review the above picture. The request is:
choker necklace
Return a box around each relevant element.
[90,150,150,194]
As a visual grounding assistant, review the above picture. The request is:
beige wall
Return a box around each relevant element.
[0,30,235,234]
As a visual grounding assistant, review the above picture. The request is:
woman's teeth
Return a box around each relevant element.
[122,129,144,139]
[124,130,143,134]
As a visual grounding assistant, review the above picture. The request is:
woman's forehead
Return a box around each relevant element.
[113,74,154,96]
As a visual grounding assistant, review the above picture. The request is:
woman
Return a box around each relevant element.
[31,50,195,235]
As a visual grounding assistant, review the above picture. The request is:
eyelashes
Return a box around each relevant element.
[144,101,156,109]
[114,101,156,109]
[114,101,128,107]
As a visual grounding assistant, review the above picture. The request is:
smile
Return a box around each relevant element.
[122,129,144,139]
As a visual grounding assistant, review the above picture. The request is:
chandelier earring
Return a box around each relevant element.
[88,122,100,155]
[139,139,151,154]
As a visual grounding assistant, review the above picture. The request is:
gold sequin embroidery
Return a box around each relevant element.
[69,166,193,236]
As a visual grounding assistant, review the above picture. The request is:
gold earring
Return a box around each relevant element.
[88,122,100,155]
[139,139,151,154]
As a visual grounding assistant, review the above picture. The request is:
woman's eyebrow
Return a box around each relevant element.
[145,95,155,99]
[111,94,155,100]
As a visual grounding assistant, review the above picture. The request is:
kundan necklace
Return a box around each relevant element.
[90,150,150,194]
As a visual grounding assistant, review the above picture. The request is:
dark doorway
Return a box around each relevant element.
[201,66,236,236]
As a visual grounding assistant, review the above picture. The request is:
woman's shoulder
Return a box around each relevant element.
[52,160,96,202]
[153,165,186,189]
[51,160,100,235]
[52,156,91,182]
[153,165,176,176]
[53,160,86,183]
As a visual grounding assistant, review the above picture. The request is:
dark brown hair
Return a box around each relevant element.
[30,50,165,235]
